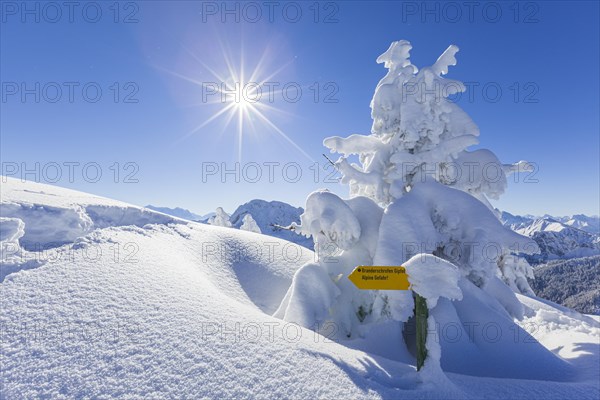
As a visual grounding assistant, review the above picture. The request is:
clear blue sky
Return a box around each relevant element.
[1,1,598,216]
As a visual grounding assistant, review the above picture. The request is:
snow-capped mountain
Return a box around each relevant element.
[558,214,600,234]
[502,211,600,234]
[144,205,204,221]
[499,211,535,232]
[500,212,600,263]
[229,199,314,249]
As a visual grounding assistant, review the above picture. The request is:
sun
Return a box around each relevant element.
[160,41,313,163]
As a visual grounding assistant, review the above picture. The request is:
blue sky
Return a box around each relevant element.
[1,1,598,216]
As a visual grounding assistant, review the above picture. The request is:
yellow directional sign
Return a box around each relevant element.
[348,266,410,290]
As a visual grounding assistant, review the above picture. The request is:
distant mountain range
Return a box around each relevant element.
[500,211,600,263]
[499,212,599,315]
[144,205,213,222]
[502,212,599,235]
[147,203,599,262]
[146,200,313,249]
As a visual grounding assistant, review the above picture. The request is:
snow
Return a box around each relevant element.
[208,207,233,227]
[563,215,600,235]
[274,262,341,327]
[0,185,174,251]
[518,218,571,235]
[500,212,600,263]
[1,177,599,398]
[376,180,537,293]
[229,199,314,249]
[0,217,41,282]
[403,254,463,309]
[431,44,459,76]
[240,214,262,234]
[0,217,24,244]
[294,190,362,251]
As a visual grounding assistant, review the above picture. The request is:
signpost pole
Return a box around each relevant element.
[415,293,428,371]
[348,265,429,372]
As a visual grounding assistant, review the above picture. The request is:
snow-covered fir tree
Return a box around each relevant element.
[276,40,545,378]
[240,214,262,233]
[208,207,232,228]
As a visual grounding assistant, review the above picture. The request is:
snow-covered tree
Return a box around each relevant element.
[208,207,232,228]
[276,41,545,377]
[240,213,261,233]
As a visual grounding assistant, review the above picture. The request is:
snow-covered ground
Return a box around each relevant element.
[1,177,599,399]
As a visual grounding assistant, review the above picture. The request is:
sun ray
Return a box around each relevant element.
[155,65,219,91]
[254,57,296,86]
[248,46,271,83]
[173,102,236,145]
[217,37,239,85]
[253,101,296,118]
[178,42,229,84]
[251,107,314,162]
[237,107,244,162]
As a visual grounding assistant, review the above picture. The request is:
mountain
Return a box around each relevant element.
[144,205,203,221]
[500,212,600,314]
[559,214,600,234]
[500,211,534,232]
[500,212,600,263]
[229,199,314,249]
[502,212,600,234]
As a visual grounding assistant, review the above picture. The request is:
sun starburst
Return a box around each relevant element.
[161,40,313,163]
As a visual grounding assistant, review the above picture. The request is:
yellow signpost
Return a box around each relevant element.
[348,265,428,372]
[348,266,411,291]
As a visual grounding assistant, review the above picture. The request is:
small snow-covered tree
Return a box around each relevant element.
[277,40,540,350]
[240,214,261,233]
[208,207,232,228]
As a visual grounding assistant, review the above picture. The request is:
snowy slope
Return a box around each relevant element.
[1,178,599,399]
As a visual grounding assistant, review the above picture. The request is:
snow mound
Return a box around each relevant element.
[403,254,463,308]
[0,177,308,312]
[1,179,175,251]
[295,190,362,251]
